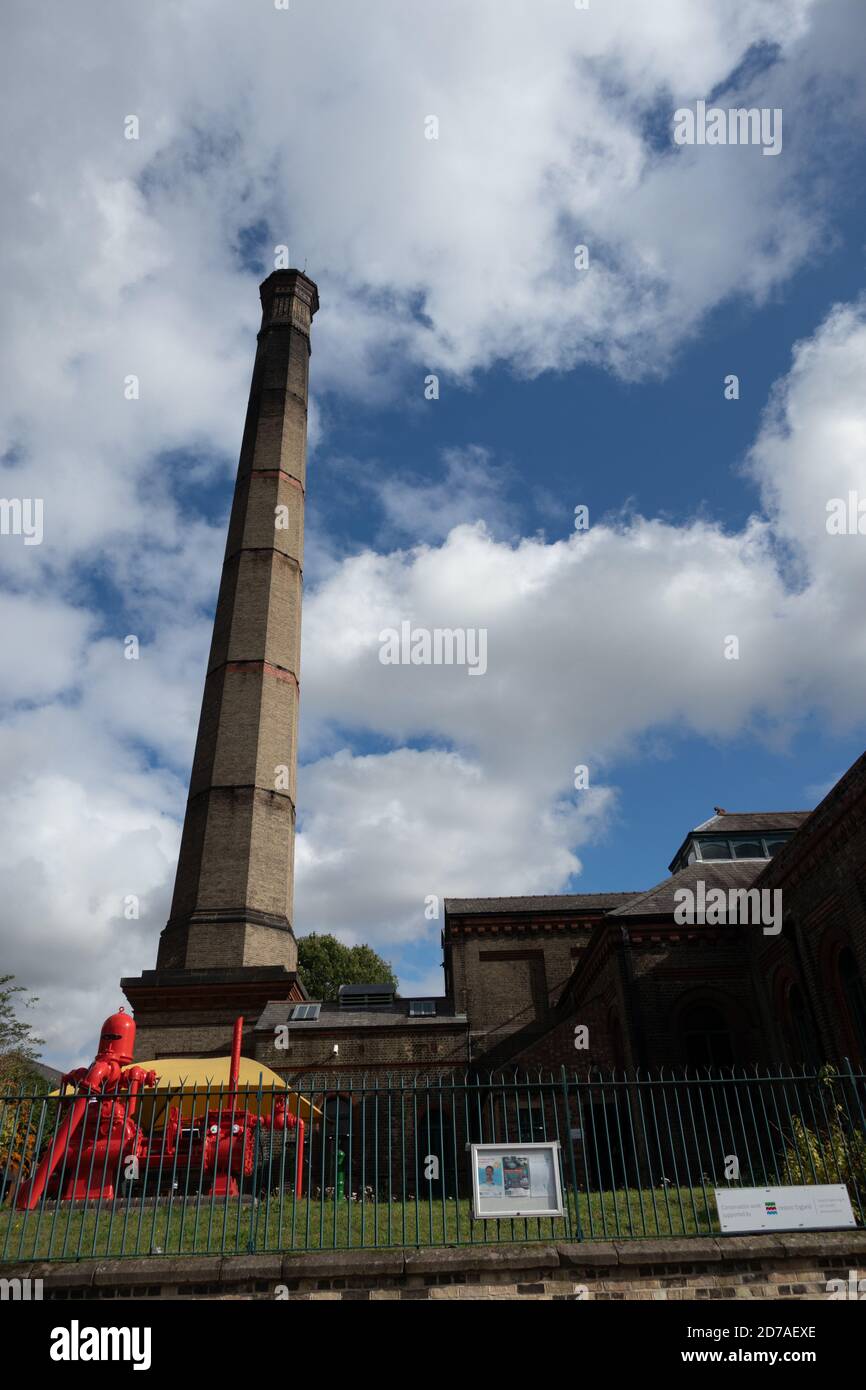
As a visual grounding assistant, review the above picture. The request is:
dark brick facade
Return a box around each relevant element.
[750,750,866,1068]
[442,895,639,1069]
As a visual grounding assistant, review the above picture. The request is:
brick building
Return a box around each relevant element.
[749,750,866,1069]
[441,893,639,1067]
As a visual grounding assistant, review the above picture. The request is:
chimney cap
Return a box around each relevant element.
[259,269,319,321]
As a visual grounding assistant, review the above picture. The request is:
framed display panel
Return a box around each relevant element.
[470,1141,564,1219]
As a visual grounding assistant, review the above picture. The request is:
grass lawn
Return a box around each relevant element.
[0,1185,720,1262]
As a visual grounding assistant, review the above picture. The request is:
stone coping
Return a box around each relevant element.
[4,1230,866,1294]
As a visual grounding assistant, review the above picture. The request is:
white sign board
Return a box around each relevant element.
[471,1141,564,1219]
[715,1184,856,1233]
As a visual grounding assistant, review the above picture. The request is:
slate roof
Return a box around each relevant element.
[445,893,641,915]
[691,811,810,834]
[607,860,765,920]
[255,1001,467,1031]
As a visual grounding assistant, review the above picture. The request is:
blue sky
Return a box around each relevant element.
[1,0,866,1062]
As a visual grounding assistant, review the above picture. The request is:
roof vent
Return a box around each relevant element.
[338,983,395,1010]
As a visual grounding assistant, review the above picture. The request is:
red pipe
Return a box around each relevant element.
[19,1094,88,1210]
[229,1016,243,1093]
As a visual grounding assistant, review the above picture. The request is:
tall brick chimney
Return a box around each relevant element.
[122,270,318,1057]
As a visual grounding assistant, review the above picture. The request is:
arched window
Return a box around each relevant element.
[774,964,821,1067]
[678,1003,734,1069]
[838,948,866,1063]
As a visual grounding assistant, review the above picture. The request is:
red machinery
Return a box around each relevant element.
[14,1013,305,1208]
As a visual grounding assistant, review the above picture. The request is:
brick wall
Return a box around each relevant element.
[255,1023,470,1078]
[16,1231,866,1302]
[444,914,598,1061]
[753,751,866,1066]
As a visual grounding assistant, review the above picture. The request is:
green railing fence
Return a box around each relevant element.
[1,1062,864,1261]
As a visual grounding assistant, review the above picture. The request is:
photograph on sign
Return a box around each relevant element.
[470,1141,564,1219]
[714,1184,856,1234]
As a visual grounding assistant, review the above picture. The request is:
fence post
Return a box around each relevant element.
[249,1074,264,1253]
[560,1066,582,1241]
[840,1058,866,1225]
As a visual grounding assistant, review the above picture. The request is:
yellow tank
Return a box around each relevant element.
[54,1055,320,1127]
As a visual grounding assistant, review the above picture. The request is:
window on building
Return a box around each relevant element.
[697,838,730,860]
[291,1003,321,1021]
[764,836,790,857]
[730,837,764,859]
[678,1003,735,1069]
[692,832,794,864]
[408,1000,436,1017]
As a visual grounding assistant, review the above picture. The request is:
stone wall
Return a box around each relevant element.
[13,1231,866,1302]
[254,1019,470,1078]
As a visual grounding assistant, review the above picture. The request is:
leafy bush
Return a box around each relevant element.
[781,1068,866,1198]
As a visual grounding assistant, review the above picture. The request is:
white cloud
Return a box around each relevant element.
[0,593,92,705]
[0,711,181,1066]
[0,0,858,595]
[295,747,615,951]
[0,2,857,482]
[293,298,866,942]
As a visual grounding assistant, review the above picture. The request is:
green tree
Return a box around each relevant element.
[0,977,50,1198]
[0,975,45,1089]
[297,935,398,1002]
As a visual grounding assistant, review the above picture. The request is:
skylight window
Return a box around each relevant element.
[694,833,794,865]
[291,1003,321,1021]
[408,1000,436,1017]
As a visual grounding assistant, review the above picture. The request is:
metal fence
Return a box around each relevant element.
[1,1062,864,1261]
